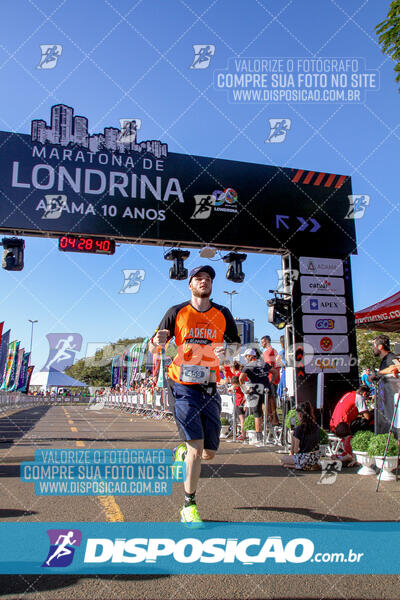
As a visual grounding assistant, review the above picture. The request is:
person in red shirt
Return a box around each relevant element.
[329,386,373,463]
[223,360,242,382]
[260,335,280,425]
[230,375,247,441]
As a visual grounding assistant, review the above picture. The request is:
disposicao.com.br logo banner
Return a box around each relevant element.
[0,522,399,574]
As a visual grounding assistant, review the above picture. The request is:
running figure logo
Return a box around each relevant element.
[120,269,146,294]
[265,119,291,143]
[42,195,68,219]
[118,118,142,144]
[37,45,63,70]
[317,459,342,485]
[191,195,215,219]
[42,333,83,372]
[190,45,215,69]
[42,529,82,567]
[345,195,370,219]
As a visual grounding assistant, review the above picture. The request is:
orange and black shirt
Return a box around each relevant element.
[154,300,241,384]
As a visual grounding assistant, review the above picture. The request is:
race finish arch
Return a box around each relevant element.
[0,104,359,419]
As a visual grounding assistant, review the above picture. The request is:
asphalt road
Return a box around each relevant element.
[0,401,399,600]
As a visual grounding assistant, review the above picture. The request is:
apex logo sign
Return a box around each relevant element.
[301,295,346,315]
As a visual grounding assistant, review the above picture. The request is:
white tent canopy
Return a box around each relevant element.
[30,368,88,390]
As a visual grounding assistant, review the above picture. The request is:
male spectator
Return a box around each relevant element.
[360,367,375,399]
[260,335,280,425]
[369,335,397,381]
[369,335,399,433]
[276,335,286,402]
[239,348,278,443]
[361,367,373,389]
[330,385,373,464]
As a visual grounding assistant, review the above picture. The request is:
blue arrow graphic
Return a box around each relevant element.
[276,214,290,229]
[297,217,308,231]
[309,218,321,232]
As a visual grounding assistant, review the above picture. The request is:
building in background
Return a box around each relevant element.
[235,318,254,345]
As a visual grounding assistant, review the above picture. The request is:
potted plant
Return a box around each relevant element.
[319,428,330,457]
[243,414,257,445]
[285,409,300,430]
[284,409,300,445]
[368,433,399,481]
[220,417,230,438]
[351,430,375,475]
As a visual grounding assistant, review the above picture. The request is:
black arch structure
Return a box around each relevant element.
[0,106,359,419]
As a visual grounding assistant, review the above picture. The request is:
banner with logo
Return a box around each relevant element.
[0,104,357,256]
[17,352,30,391]
[20,365,34,394]
[111,356,120,388]
[0,328,10,387]
[0,522,398,574]
[0,340,19,390]
[10,347,25,391]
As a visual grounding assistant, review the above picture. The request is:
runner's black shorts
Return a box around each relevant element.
[250,393,264,418]
[168,379,221,451]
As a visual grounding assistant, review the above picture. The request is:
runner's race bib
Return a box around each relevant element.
[180,364,210,384]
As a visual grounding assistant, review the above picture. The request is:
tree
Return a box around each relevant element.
[375,1,400,86]
[65,337,146,387]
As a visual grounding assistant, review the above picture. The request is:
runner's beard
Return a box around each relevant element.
[192,289,211,298]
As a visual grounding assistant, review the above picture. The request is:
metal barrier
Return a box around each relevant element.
[100,389,174,420]
[0,393,91,411]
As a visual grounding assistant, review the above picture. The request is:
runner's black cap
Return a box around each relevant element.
[189,265,216,283]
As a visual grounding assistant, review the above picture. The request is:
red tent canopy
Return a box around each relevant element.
[355,291,400,332]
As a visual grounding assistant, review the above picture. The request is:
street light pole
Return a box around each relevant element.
[224,290,238,313]
[28,319,38,364]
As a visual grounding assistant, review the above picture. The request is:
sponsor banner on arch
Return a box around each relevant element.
[302,315,348,334]
[303,334,349,354]
[299,256,343,276]
[0,104,357,254]
[300,276,345,296]
[305,354,351,374]
[301,295,347,314]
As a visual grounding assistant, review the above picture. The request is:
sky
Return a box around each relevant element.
[0,0,399,371]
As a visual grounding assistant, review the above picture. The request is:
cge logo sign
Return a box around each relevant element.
[315,319,334,330]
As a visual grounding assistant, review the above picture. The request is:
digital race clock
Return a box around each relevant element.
[58,235,116,255]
